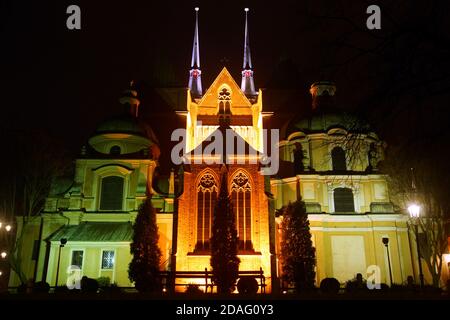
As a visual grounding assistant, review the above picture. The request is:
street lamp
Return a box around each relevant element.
[5,225,11,232]
[0,252,6,259]
[408,203,425,288]
[408,204,420,218]
[444,254,450,265]
[55,238,67,288]
[444,254,450,276]
[382,237,393,286]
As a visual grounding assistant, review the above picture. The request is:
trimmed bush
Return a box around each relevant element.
[319,278,340,294]
[81,276,99,293]
[345,273,368,293]
[237,276,259,295]
[185,284,203,294]
[97,277,111,288]
[54,286,70,293]
[33,281,50,293]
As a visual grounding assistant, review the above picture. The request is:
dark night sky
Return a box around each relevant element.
[1,0,450,158]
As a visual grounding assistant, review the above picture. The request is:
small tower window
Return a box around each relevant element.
[331,147,346,171]
[218,88,232,116]
[100,176,124,211]
[333,187,355,213]
[110,145,121,155]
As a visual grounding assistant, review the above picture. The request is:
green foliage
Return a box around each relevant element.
[345,274,368,293]
[80,276,99,293]
[128,198,162,292]
[280,199,316,292]
[210,168,240,293]
[97,276,111,288]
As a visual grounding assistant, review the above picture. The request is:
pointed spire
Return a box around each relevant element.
[243,8,252,70]
[188,7,203,98]
[241,8,257,97]
[191,7,200,69]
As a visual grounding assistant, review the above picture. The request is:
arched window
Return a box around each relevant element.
[110,145,121,155]
[331,147,346,171]
[100,176,124,211]
[333,187,355,212]
[231,171,253,251]
[196,172,218,251]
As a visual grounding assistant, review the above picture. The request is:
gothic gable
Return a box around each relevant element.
[196,67,253,115]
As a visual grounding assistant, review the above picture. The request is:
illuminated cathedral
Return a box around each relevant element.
[10,8,420,292]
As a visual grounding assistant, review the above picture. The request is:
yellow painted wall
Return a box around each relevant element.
[279,216,416,286]
[46,244,133,287]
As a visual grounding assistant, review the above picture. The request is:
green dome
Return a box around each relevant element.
[95,114,148,136]
[287,110,371,136]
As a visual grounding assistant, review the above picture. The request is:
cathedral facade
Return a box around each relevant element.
[10,8,419,292]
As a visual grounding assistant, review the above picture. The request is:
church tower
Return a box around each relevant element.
[176,8,271,292]
[188,7,203,99]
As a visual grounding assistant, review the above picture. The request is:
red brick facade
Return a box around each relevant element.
[176,162,271,286]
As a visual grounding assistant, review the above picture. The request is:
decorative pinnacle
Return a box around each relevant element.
[188,6,203,97]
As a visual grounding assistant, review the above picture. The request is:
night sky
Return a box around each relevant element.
[1,0,450,294]
[1,1,450,161]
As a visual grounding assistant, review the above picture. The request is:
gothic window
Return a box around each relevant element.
[331,147,346,171]
[99,176,124,211]
[196,172,218,251]
[231,171,253,251]
[333,187,355,212]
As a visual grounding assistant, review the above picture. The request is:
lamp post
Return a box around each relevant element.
[408,203,424,289]
[55,238,67,288]
[382,237,393,286]
[443,254,450,281]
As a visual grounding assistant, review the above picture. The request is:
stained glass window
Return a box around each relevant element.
[196,172,218,251]
[231,171,253,251]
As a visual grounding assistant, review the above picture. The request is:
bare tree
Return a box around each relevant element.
[0,131,70,284]
[381,140,450,288]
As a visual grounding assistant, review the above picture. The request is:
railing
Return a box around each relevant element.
[159,267,266,293]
